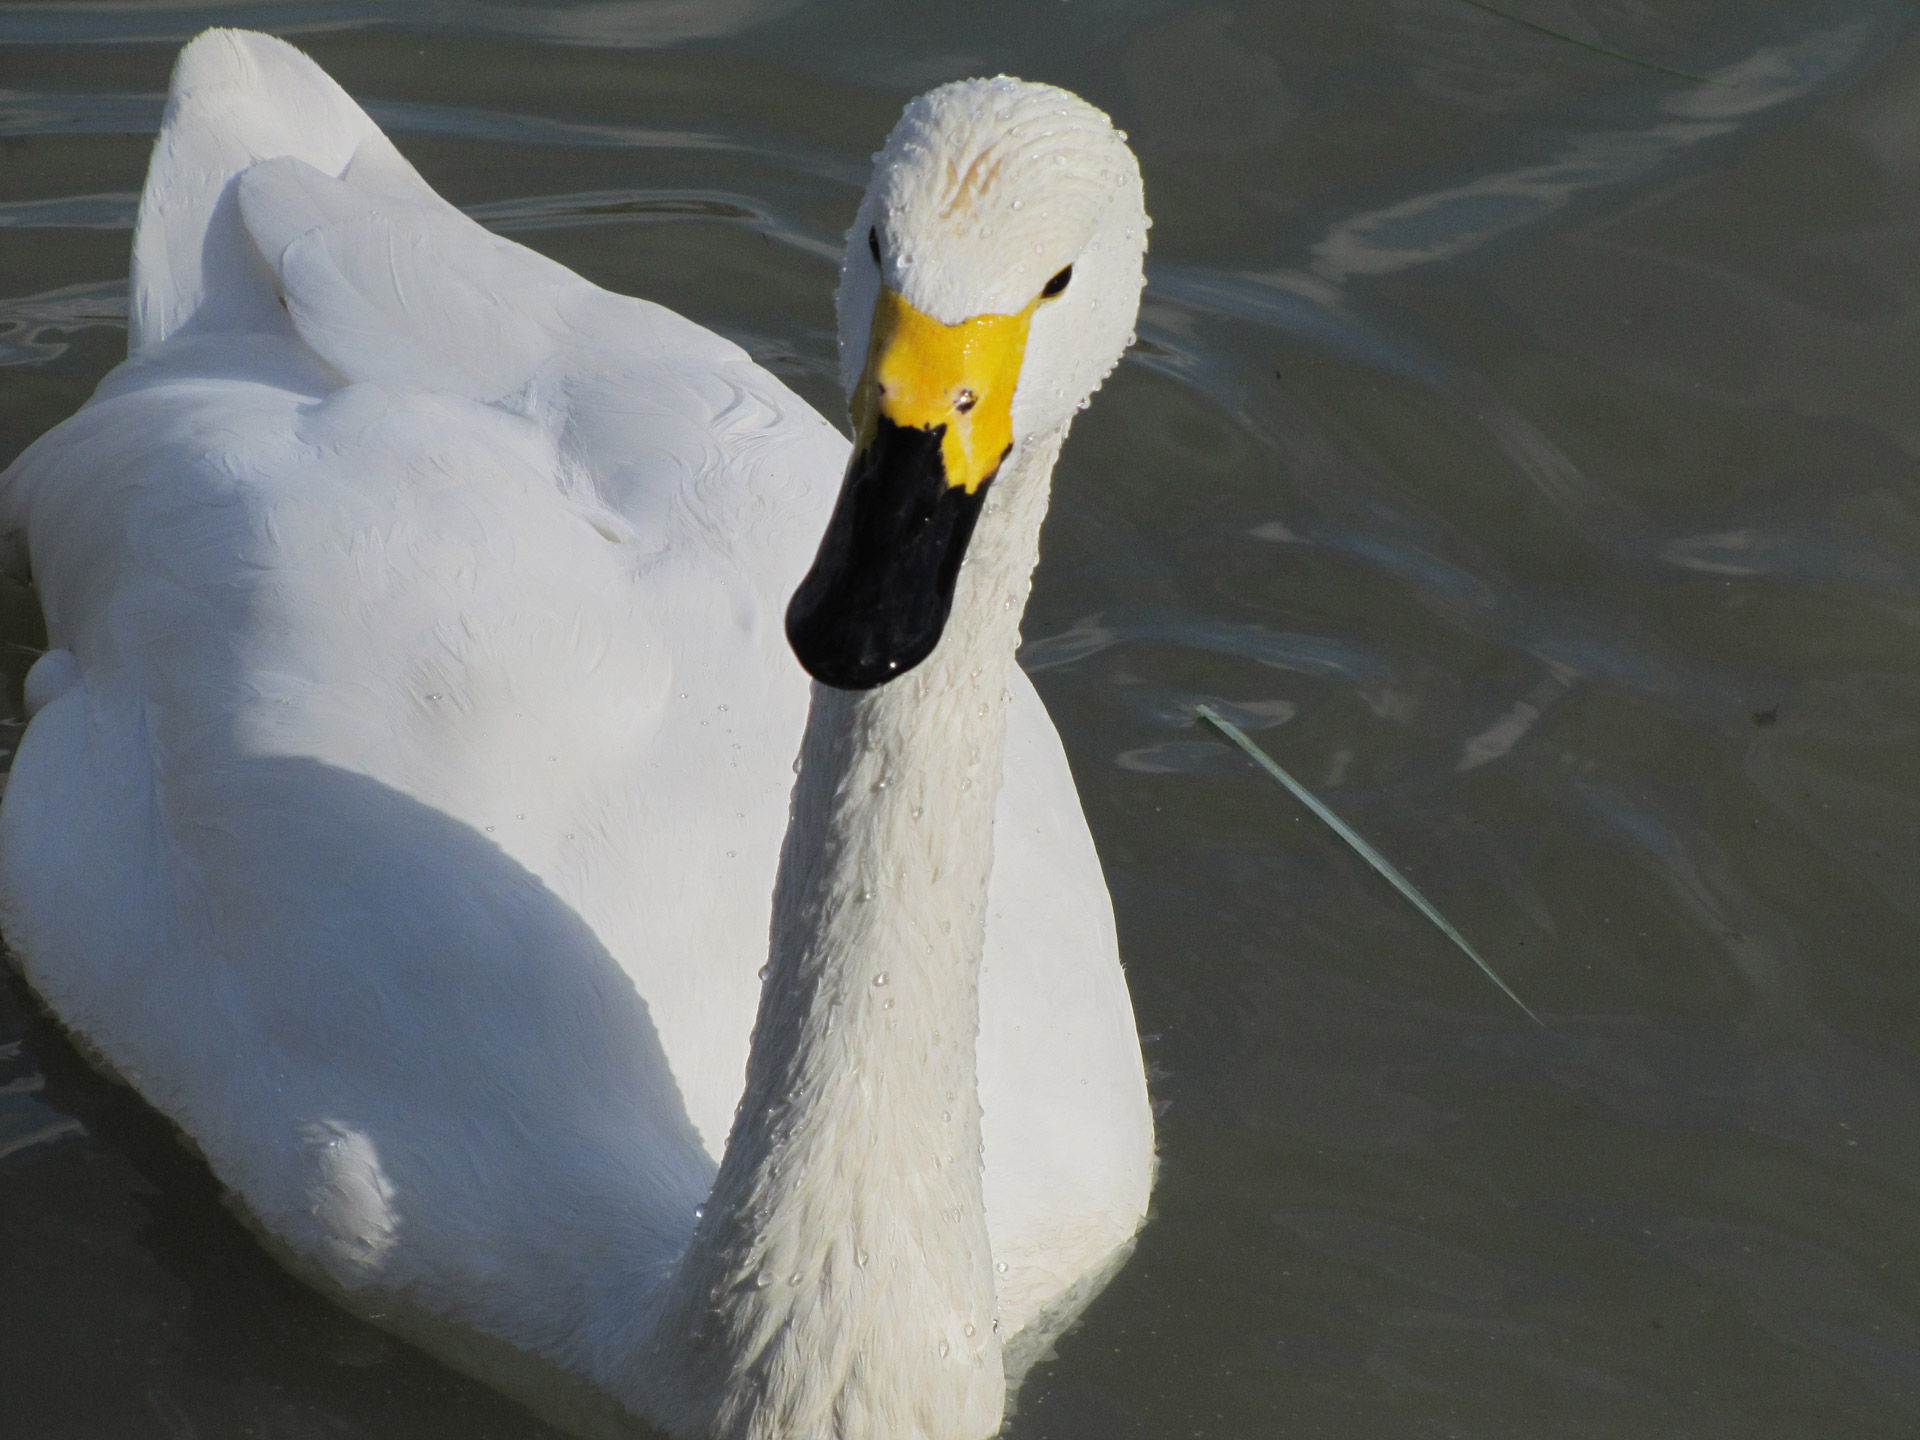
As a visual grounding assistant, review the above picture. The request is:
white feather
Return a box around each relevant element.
[0,29,1153,1440]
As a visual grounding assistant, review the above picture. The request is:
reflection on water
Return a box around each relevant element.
[7,1,1920,1436]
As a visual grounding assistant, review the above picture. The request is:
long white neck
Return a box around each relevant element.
[650,430,1065,1440]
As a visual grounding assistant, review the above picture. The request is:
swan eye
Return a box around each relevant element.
[1041,265,1072,299]
[868,227,881,265]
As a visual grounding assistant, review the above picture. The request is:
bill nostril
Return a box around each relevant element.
[953,388,977,414]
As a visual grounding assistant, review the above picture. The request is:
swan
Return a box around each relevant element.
[0,29,1153,1440]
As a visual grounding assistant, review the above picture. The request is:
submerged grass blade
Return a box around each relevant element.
[1197,705,1543,1026]
[1452,0,1728,87]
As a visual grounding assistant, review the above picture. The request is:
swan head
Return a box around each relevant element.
[787,77,1147,690]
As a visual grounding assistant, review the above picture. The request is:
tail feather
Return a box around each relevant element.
[131,29,422,352]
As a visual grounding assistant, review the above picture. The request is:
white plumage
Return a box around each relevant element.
[0,29,1153,1440]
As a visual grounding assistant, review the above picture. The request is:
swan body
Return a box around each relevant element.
[0,30,1152,1440]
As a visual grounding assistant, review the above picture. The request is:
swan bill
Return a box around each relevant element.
[788,287,1030,690]
[851,288,1032,495]
[786,414,996,690]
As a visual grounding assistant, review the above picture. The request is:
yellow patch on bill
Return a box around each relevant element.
[851,288,1037,494]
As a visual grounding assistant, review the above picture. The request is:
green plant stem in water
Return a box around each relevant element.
[1453,0,1728,88]
[1197,705,1543,1026]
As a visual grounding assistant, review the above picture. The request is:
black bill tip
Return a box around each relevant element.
[787,416,994,690]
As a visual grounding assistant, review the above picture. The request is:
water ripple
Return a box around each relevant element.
[1020,609,1387,681]
[0,88,733,153]
[0,1040,85,1164]
[0,0,806,48]
[0,193,137,231]
[0,281,128,367]
[1313,17,1887,284]
[0,88,162,136]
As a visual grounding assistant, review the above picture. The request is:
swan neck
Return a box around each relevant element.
[653,429,1065,1440]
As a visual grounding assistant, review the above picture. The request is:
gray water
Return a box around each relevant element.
[5,1,1920,1435]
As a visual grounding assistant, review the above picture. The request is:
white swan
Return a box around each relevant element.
[0,29,1152,1440]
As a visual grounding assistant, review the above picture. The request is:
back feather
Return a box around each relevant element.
[131,28,428,350]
